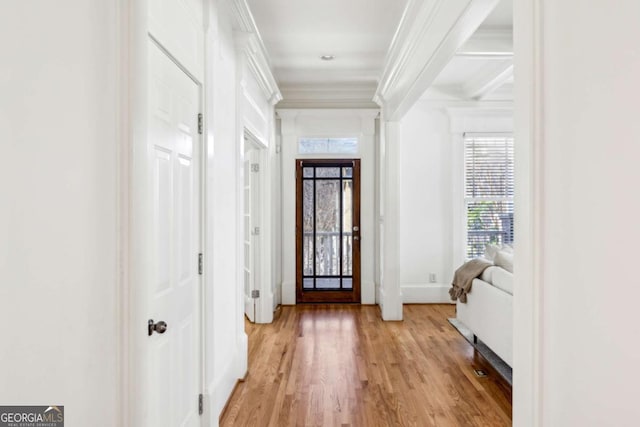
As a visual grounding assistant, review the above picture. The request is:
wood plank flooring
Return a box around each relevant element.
[220,304,511,427]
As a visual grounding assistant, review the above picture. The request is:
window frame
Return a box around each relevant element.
[463,132,515,259]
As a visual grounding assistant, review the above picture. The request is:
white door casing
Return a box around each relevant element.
[243,144,260,322]
[146,40,202,427]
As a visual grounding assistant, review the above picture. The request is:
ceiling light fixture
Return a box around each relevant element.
[320,55,335,61]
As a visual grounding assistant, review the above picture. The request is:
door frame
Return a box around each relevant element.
[295,158,362,303]
[242,129,272,323]
[124,22,206,426]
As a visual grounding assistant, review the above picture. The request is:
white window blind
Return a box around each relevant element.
[464,133,514,258]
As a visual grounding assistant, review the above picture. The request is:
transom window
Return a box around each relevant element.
[298,137,358,154]
[464,133,515,258]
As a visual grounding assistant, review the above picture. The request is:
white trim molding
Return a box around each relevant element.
[374,0,501,120]
[230,0,282,105]
[513,0,544,424]
[116,0,131,424]
[402,284,453,304]
[227,0,259,34]
[278,83,379,109]
[379,120,403,320]
[456,28,513,57]
[234,31,282,105]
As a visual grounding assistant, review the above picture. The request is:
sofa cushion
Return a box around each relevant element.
[479,266,513,295]
[494,250,514,273]
[483,244,501,261]
[491,266,514,295]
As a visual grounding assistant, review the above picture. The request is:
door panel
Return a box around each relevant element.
[148,41,201,427]
[243,149,256,322]
[243,147,262,321]
[296,159,361,303]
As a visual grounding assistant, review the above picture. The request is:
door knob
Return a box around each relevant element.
[148,319,168,336]
[353,226,359,231]
[354,236,359,241]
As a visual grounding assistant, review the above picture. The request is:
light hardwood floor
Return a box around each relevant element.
[220,304,511,427]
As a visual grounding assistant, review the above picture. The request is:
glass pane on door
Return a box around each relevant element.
[303,180,314,276]
[315,179,340,276]
[342,179,353,276]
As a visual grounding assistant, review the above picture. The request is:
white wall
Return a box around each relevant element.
[398,103,513,303]
[0,1,119,425]
[204,1,247,420]
[514,0,640,425]
[398,103,453,303]
[278,109,378,305]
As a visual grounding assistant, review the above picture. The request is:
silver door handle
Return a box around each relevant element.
[353,226,359,231]
[148,319,168,336]
[354,236,359,241]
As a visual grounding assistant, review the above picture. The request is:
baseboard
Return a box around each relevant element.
[281,281,295,305]
[257,290,274,324]
[402,283,453,304]
[362,281,375,304]
[207,335,248,424]
[217,378,242,427]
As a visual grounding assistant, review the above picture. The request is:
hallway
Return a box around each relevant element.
[221,305,511,426]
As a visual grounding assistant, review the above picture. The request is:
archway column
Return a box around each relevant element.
[378,119,403,320]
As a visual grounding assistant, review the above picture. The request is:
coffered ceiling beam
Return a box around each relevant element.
[456,28,513,57]
[374,0,501,120]
[463,61,513,100]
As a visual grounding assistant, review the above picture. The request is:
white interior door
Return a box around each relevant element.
[147,40,201,427]
[243,146,258,322]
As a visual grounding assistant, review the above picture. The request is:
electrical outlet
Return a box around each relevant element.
[429,273,437,283]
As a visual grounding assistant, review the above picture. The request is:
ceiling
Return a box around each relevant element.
[247,0,408,94]
[246,0,513,106]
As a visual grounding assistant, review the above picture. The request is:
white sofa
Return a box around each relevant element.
[456,265,513,367]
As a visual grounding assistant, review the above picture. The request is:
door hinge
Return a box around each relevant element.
[198,253,203,275]
[198,393,203,415]
[251,163,259,172]
[197,113,203,135]
[251,289,260,298]
[252,226,260,236]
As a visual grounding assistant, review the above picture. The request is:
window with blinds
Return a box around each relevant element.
[464,133,514,258]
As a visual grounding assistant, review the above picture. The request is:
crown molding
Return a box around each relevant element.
[277,83,379,109]
[229,0,282,105]
[276,108,380,120]
[228,0,261,34]
[374,0,501,120]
